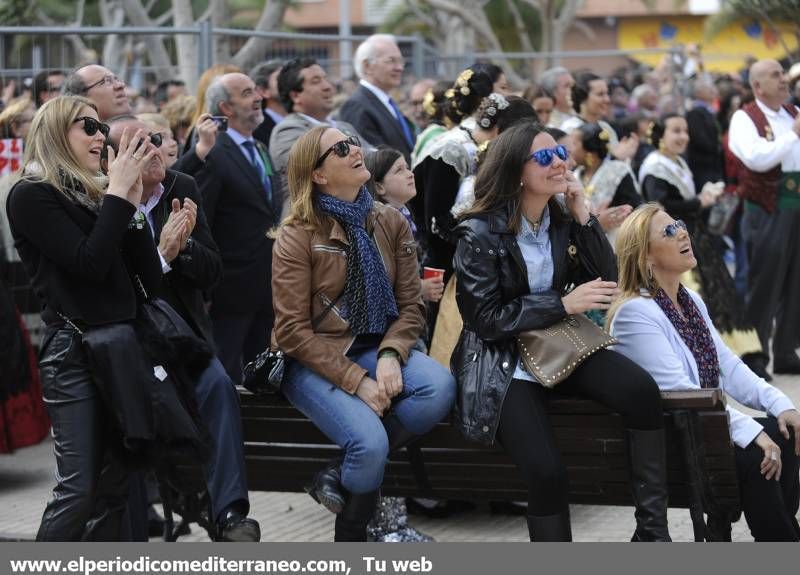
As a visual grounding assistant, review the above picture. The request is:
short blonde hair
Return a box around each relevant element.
[160,94,195,134]
[20,95,107,204]
[607,202,664,324]
[285,126,329,230]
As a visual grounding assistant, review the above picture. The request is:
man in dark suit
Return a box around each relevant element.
[339,34,415,161]
[686,79,724,190]
[250,59,286,147]
[107,116,261,542]
[195,72,282,385]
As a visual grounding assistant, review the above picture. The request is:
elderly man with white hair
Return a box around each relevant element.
[339,34,415,160]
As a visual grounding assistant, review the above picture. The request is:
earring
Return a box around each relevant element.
[646,265,654,287]
[658,140,667,153]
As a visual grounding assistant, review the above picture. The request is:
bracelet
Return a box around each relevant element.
[378,349,399,360]
[128,210,146,230]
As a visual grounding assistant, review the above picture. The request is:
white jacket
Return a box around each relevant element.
[610,289,794,448]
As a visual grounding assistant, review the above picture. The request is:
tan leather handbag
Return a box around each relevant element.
[517,314,617,388]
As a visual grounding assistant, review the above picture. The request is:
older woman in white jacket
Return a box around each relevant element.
[609,203,800,542]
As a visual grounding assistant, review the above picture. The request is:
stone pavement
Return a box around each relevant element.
[1,374,798,543]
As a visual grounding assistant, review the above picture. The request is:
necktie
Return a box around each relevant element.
[388,98,414,150]
[242,140,272,204]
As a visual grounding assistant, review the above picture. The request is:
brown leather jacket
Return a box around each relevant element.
[272,201,425,393]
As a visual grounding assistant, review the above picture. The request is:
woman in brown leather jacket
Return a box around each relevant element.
[272,126,456,542]
[452,120,670,542]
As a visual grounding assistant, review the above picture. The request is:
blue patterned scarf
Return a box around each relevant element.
[317,188,398,335]
[653,286,719,388]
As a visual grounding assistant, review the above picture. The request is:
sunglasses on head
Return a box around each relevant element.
[527,144,569,167]
[315,136,360,168]
[74,116,110,138]
[662,219,687,238]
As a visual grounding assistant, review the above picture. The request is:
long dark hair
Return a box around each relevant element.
[464,120,567,233]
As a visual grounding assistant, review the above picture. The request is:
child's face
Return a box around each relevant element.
[377,156,417,208]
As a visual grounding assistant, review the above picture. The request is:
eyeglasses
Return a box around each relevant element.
[315,136,360,168]
[662,219,687,238]
[73,116,110,138]
[528,144,569,167]
[85,74,120,91]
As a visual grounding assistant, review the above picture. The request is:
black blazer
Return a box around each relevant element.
[195,132,281,314]
[338,85,415,160]
[149,170,222,346]
[686,106,723,190]
[6,180,161,327]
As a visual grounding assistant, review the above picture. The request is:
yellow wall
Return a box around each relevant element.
[618,16,798,74]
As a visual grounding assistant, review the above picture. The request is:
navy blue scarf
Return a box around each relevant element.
[317,188,398,335]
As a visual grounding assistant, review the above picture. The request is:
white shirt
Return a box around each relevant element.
[728,98,800,172]
[139,183,171,274]
[360,79,399,120]
[610,289,795,448]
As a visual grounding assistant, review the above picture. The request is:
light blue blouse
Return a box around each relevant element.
[513,205,554,382]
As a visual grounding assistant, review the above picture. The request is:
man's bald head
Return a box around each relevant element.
[748,59,790,109]
[64,65,131,120]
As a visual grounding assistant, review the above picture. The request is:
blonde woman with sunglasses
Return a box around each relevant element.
[451,121,671,542]
[6,95,160,540]
[271,126,455,542]
[610,203,800,541]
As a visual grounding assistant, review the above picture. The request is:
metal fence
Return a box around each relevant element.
[0,24,740,94]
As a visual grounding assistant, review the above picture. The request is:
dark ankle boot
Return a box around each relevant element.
[306,458,346,514]
[383,412,418,453]
[627,428,672,542]
[334,490,380,542]
[526,511,572,542]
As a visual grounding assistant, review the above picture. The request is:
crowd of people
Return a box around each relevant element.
[1,33,800,542]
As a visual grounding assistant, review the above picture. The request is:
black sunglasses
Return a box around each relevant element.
[74,116,110,138]
[315,136,360,168]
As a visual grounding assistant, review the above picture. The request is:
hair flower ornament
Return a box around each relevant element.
[422,90,437,117]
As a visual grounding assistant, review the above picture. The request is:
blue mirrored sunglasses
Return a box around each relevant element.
[528,144,569,167]
[662,219,687,238]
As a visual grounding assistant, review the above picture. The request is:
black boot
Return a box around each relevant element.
[526,511,572,542]
[383,411,418,453]
[334,490,380,542]
[627,428,672,542]
[306,458,346,514]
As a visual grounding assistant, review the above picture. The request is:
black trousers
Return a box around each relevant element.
[36,328,132,541]
[736,417,800,541]
[495,350,663,516]
[210,302,273,385]
[742,206,800,361]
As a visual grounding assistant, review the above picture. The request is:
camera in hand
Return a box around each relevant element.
[211,116,228,131]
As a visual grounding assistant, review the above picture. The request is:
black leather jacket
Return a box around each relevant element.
[450,201,617,445]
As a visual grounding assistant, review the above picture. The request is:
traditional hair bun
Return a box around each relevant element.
[445,67,493,124]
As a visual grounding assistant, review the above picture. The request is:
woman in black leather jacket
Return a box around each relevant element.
[6,95,160,540]
[452,120,671,542]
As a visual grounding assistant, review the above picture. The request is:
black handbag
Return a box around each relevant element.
[243,291,344,395]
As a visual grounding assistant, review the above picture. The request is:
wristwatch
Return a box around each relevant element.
[181,236,194,253]
[128,210,146,230]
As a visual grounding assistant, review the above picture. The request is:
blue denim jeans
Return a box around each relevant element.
[281,348,456,494]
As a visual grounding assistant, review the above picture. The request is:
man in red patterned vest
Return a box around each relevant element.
[729,59,800,376]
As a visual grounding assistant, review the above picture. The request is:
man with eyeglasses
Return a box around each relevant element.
[270,57,369,217]
[194,72,282,390]
[63,65,131,121]
[103,115,261,542]
[340,34,415,161]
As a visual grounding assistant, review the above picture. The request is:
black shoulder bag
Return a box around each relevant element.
[243,291,344,395]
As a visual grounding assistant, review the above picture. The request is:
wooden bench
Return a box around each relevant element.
[211,387,738,542]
